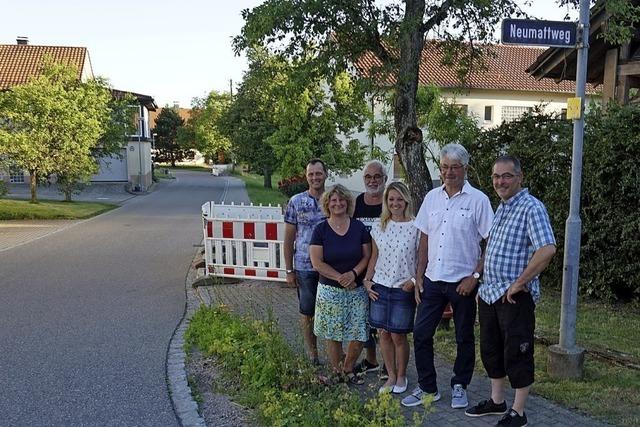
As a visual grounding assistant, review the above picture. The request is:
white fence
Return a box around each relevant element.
[201,202,286,282]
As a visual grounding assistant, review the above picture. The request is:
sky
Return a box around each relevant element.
[1,1,576,109]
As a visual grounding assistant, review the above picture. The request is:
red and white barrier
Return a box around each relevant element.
[201,202,286,282]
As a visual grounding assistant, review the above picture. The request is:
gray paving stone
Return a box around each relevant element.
[199,280,609,427]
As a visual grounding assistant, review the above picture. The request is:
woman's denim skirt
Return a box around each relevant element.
[369,284,416,334]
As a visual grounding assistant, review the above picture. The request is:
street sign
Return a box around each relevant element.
[566,97,582,119]
[502,19,577,48]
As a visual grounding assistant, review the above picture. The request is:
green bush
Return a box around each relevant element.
[184,305,426,426]
[581,103,640,300]
[465,103,640,301]
[0,179,7,197]
[277,174,308,197]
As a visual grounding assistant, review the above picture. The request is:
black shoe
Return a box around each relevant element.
[353,359,380,375]
[465,399,508,417]
[496,409,528,426]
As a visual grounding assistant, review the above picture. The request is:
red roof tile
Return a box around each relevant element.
[0,44,90,90]
[356,41,596,94]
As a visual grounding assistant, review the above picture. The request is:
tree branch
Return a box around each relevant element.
[421,0,456,33]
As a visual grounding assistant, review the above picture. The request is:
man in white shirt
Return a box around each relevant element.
[401,143,494,410]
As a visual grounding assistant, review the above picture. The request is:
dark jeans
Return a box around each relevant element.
[413,277,477,393]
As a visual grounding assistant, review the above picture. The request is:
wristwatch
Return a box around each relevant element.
[472,272,481,280]
[286,269,294,274]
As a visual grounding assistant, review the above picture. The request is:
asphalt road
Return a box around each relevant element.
[0,170,250,426]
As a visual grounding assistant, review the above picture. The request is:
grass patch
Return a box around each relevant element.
[231,170,288,208]
[153,168,175,180]
[433,292,640,426]
[185,305,430,426]
[536,289,640,359]
[0,199,117,220]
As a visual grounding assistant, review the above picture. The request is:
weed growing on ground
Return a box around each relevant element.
[185,304,432,426]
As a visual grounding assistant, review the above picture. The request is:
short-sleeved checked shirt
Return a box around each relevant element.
[284,190,326,271]
[480,189,556,305]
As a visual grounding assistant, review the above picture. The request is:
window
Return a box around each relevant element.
[9,169,24,183]
[484,106,493,122]
[501,106,533,123]
[561,108,568,120]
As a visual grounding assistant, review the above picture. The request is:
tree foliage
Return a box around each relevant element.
[235,0,640,204]
[0,57,114,202]
[187,92,233,164]
[152,107,192,167]
[219,48,280,187]
[234,0,527,204]
[465,104,640,301]
[222,47,371,184]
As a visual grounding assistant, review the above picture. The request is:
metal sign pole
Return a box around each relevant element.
[548,0,589,379]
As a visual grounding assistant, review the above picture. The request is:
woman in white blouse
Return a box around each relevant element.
[363,182,419,395]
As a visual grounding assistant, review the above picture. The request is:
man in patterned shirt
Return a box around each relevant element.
[284,158,327,364]
[466,155,556,427]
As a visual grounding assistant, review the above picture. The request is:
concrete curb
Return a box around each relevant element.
[166,248,207,427]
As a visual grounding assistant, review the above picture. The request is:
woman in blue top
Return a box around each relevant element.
[309,184,371,385]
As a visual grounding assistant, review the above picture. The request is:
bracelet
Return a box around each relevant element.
[351,269,358,277]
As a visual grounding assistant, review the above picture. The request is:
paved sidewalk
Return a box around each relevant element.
[1,182,137,252]
[0,219,82,252]
[196,281,608,427]
[5,182,136,203]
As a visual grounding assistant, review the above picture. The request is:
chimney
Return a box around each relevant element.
[16,36,29,45]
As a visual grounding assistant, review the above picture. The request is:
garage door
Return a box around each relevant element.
[92,150,128,182]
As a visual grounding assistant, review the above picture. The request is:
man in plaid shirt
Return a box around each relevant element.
[466,155,556,427]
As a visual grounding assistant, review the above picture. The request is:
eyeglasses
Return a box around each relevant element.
[439,164,464,172]
[491,173,519,180]
[364,174,384,181]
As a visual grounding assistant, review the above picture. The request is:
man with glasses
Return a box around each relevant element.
[352,160,388,378]
[402,143,493,410]
[466,156,556,427]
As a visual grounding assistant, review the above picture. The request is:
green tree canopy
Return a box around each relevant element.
[222,47,371,184]
[186,91,233,164]
[152,107,192,167]
[235,0,530,203]
[0,57,115,202]
[234,0,640,204]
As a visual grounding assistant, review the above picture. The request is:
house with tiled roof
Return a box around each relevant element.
[0,37,157,191]
[328,41,599,191]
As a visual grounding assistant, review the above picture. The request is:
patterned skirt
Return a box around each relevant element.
[313,283,369,342]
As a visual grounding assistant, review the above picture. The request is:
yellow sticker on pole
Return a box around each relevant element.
[566,97,582,119]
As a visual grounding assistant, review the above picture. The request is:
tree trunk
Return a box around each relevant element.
[29,171,37,203]
[394,0,434,206]
[171,151,176,167]
[263,166,272,189]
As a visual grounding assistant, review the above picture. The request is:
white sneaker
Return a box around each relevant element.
[401,387,441,407]
[378,384,394,394]
[451,384,469,409]
[392,377,408,394]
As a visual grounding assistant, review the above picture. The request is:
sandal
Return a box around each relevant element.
[344,371,364,385]
[317,373,344,386]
